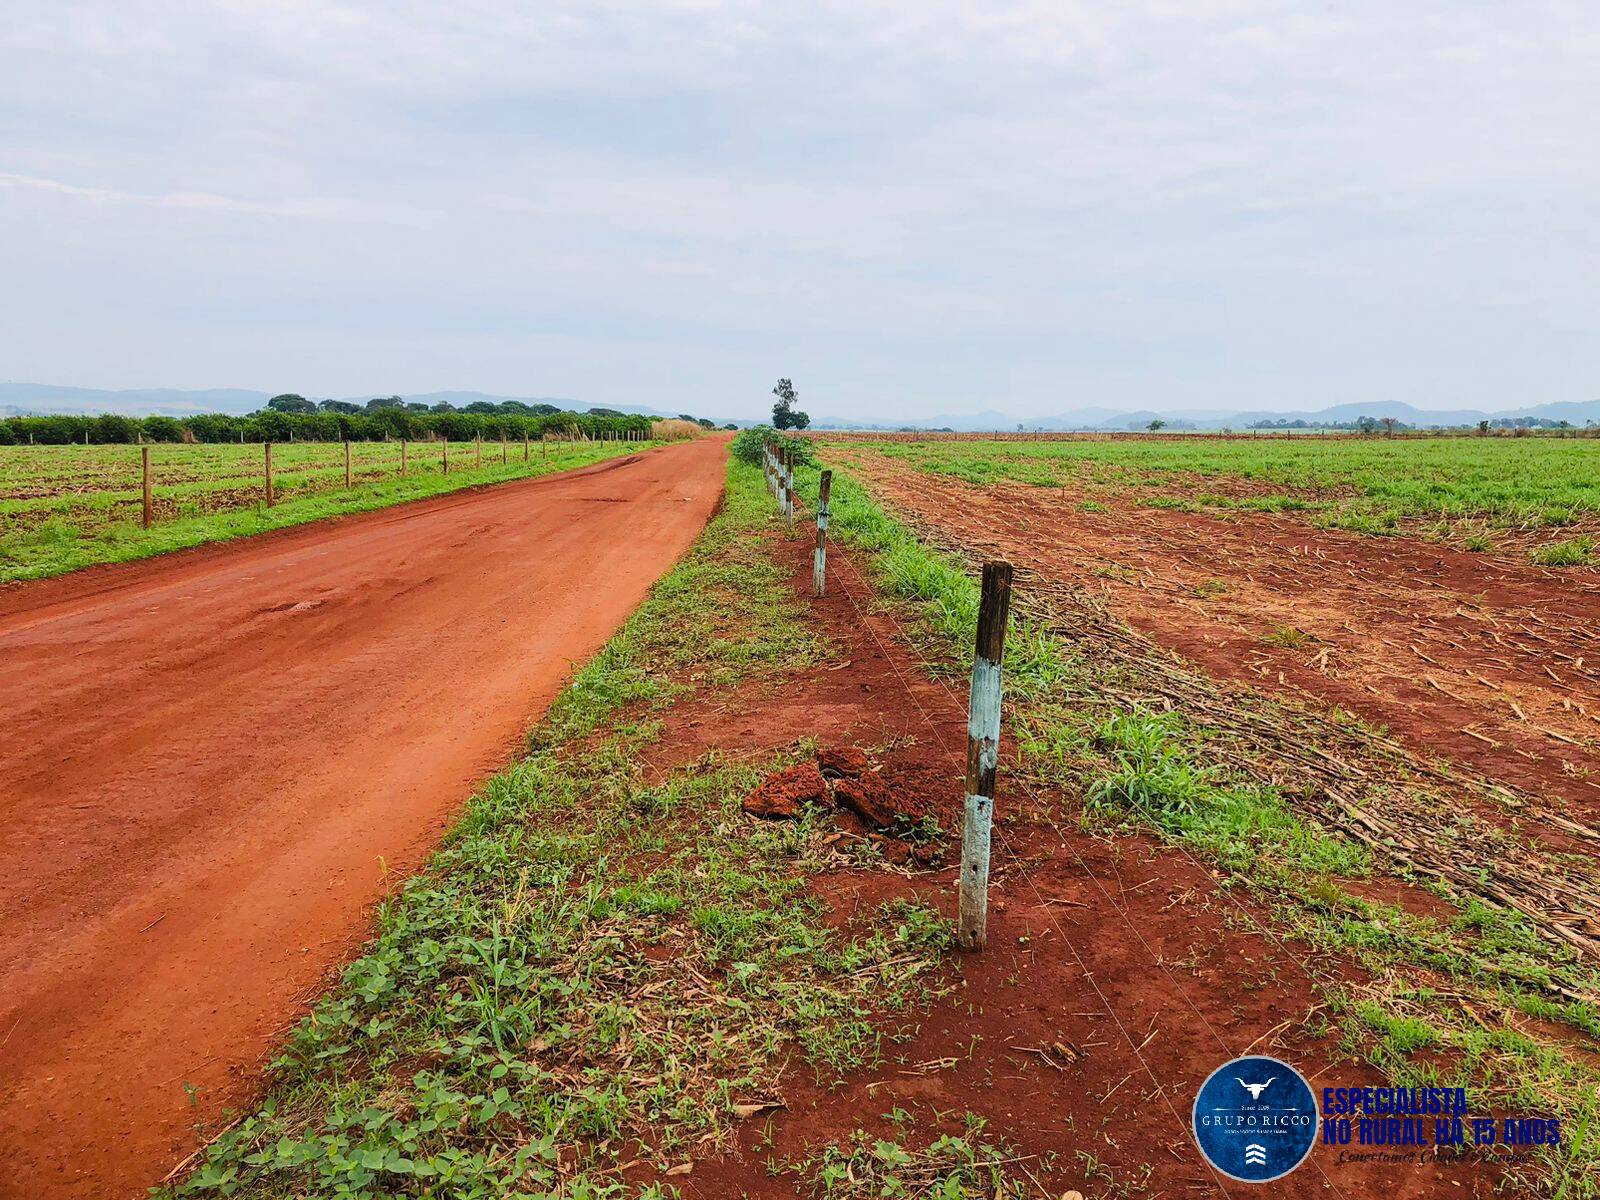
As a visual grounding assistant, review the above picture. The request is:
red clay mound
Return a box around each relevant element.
[741,761,831,819]
[817,745,870,778]
[831,772,900,828]
[744,746,940,844]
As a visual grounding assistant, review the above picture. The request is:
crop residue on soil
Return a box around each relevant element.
[843,448,1600,835]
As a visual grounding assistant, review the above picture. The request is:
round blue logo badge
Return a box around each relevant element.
[1192,1054,1319,1182]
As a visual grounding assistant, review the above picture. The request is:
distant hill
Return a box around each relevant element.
[0,383,273,416]
[4,380,1595,432]
[811,398,1600,432]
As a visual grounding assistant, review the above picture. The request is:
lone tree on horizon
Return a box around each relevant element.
[266,394,316,414]
[772,378,810,430]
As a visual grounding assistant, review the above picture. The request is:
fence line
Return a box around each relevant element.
[8,435,661,535]
[762,445,1015,952]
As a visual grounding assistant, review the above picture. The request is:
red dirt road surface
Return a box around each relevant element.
[0,438,726,1200]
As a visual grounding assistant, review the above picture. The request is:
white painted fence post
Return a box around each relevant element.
[783,446,794,527]
[957,561,1013,951]
[813,469,831,596]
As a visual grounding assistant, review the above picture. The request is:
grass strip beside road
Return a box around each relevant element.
[166,461,951,1199]
[0,440,651,584]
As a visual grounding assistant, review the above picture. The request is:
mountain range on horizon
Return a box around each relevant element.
[846,397,1600,432]
[2,381,1597,432]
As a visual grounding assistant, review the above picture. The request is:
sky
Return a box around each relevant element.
[1,2,1596,423]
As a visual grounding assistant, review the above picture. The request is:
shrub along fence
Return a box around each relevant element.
[0,408,653,446]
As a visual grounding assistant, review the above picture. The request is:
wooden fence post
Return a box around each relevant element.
[813,469,832,596]
[264,442,276,507]
[401,438,408,476]
[344,440,353,487]
[957,561,1013,951]
[784,447,794,527]
[475,437,482,469]
[523,431,530,461]
[141,445,153,529]
[501,433,508,465]
[443,439,450,475]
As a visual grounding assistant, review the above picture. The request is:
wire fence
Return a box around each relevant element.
[0,432,657,538]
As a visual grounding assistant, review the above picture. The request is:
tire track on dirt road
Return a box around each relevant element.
[0,437,726,1199]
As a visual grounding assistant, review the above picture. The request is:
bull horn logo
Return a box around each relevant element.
[1236,1077,1275,1100]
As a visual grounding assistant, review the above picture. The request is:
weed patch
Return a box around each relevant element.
[1533,536,1594,567]
[791,1114,1050,1198]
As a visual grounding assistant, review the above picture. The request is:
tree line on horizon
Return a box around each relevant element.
[0,393,728,446]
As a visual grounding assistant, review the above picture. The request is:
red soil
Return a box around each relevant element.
[848,454,1600,835]
[743,747,937,838]
[0,439,727,1200]
[742,760,832,818]
[635,522,1496,1198]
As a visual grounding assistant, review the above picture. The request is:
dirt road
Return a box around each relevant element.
[0,438,726,1199]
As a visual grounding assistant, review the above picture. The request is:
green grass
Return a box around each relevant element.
[163,462,952,1199]
[850,436,1600,555]
[1261,625,1315,649]
[791,1114,1051,1198]
[1080,710,1369,878]
[1533,536,1594,567]
[800,453,1600,1197]
[0,439,654,583]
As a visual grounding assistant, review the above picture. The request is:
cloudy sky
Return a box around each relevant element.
[1,2,1595,421]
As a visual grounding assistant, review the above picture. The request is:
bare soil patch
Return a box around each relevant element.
[847,451,1600,838]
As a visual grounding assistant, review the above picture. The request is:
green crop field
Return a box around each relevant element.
[835,435,1600,561]
[0,437,656,584]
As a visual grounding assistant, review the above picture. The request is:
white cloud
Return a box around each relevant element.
[0,2,1595,416]
[0,172,431,225]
